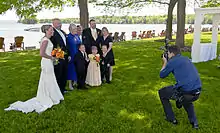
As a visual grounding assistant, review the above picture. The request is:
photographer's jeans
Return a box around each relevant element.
[158,85,199,125]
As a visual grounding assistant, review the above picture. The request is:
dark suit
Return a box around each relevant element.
[73,51,88,89]
[50,28,69,94]
[82,28,102,54]
[100,53,112,83]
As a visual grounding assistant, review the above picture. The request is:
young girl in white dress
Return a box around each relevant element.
[85,46,102,86]
[4,25,64,114]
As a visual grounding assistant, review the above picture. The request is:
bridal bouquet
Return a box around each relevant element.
[93,54,100,67]
[51,47,65,65]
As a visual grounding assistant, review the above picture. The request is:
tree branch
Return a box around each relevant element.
[194,0,200,7]
[125,0,169,6]
[96,0,169,8]
[151,0,169,5]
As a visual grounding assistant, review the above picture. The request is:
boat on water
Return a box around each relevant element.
[24,27,40,32]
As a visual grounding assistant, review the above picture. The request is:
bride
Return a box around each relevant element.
[5,25,64,114]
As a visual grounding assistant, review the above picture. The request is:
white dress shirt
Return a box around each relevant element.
[79,35,82,42]
[91,28,97,40]
[81,51,85,58]
[55,29,66,45]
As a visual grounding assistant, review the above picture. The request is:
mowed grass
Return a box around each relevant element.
[0,33,220,133]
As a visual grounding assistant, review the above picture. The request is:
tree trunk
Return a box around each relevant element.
[78,0,89,29]
[176,0,186,48]
[166,0,178,40]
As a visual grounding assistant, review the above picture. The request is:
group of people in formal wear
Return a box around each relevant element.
[66,20,115,91]
[51,19,115,93]
[5,18,202,130]
[5,18,115,113]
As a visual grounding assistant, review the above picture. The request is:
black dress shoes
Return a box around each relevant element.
[102,80,111,84]
[83,86,88,90]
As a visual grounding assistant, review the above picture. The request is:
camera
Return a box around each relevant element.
[161,38,169,60]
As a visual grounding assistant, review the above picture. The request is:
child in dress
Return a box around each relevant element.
[85,46,102,86]
[100,45,112,84]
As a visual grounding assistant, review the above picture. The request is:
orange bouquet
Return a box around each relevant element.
[51,47,65,65]
[93,54,100,67]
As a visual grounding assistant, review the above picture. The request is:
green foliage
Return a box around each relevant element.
[0,33,220,132]
[201,0,220,7]
[0,0,16,14]
[36,14,214,24]
[96,0,169,9]
[0,0,75,19]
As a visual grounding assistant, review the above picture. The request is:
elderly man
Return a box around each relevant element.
[50,18,70,95]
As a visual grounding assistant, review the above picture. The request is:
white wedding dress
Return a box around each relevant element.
[4,37,64,114]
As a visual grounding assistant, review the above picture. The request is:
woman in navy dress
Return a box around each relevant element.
[67,24,81,90]
[100,27,115,81]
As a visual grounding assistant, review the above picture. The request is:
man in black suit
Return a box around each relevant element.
[73,44,89,89]
[50,18,70,94]
[82,19,102,54]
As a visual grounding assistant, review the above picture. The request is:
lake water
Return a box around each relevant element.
[0,20,212,51]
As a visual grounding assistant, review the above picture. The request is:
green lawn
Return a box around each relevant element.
[0,33,220,133]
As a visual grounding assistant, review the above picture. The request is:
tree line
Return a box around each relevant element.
[2,0,219,48]
[19,14,214,24]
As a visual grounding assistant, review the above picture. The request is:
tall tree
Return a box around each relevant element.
[78,0,89,28]
[176,0,186,48]
[166,0,178,40]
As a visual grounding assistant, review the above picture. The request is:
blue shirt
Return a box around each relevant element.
[160,54,202,92]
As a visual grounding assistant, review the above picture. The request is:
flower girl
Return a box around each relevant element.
[85,46,102,86]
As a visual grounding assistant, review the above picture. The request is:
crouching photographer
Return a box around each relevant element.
[158,45,201,129]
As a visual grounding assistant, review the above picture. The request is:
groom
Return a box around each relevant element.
[82,19,102,54]
[50,18,70,94]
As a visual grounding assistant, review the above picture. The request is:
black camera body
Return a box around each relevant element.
[161,38,169,60]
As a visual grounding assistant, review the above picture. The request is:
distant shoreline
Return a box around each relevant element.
[17,14,214,25]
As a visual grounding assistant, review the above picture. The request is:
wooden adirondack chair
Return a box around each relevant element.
[109,33,113,38]
[119,32,126,41]
[113,32,120,42]
[0,37,5,52]
[10,36,24,51]
[132,31,137,40]
[140,31,146,39]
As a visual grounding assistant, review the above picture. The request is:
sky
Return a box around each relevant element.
[0,3,196,21]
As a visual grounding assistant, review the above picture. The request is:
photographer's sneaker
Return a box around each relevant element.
[166,119,178,125]
[191,122,199,129]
